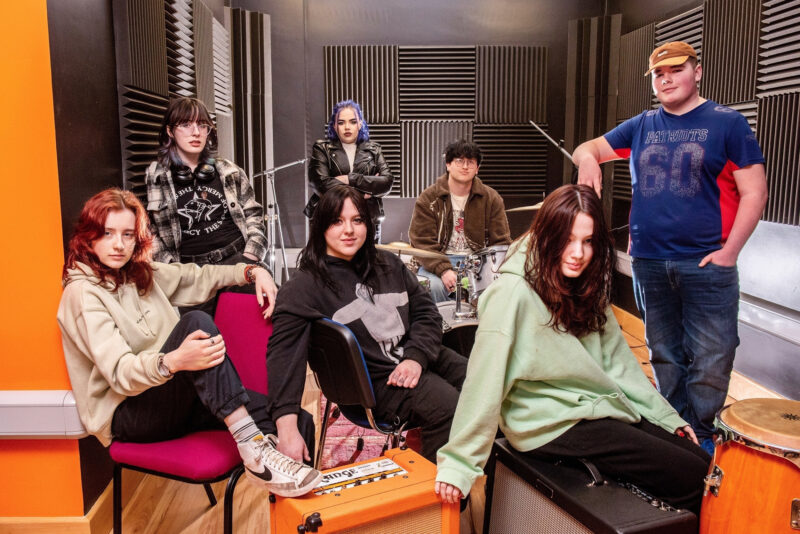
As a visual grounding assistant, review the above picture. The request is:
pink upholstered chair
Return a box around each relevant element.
[109,293,271,534]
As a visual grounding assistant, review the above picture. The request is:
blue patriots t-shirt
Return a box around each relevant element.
[605,100,764,259]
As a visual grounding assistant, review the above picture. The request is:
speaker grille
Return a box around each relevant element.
[337,503,442,533]
[489,461,592,534]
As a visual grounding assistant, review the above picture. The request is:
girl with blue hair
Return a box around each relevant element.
[304,100,394,240]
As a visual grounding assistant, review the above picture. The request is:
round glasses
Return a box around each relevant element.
[174,121,212,135]
[452,157,478,168]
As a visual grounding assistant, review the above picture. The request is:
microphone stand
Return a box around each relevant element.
[252,158,306,282]
[528,120,574,164]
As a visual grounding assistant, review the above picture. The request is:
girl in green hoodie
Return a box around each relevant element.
[435,184,710,516]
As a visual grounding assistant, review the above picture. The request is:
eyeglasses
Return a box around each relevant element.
[452,157,478,169]
[174,121,212,135]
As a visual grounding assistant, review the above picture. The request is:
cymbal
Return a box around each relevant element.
[377,242,449,260]
[506,201,543,213]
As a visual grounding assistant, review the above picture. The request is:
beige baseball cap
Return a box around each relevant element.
[644,41,697,76]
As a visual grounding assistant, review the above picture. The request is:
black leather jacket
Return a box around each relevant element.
[304,138,394,221]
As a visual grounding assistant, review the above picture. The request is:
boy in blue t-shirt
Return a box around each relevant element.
[572,41,767,454]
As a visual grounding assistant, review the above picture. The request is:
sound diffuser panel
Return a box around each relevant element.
[119,88,169,199]
[401,121,473,198]
[165,0,195,97]
[324,46,398,124]
[617,24,654,121]
[476,46,548,124]
[472,124,548,197]
[757,93,800,225]
[398,46,476,120]
[367,124,402,197]
[757,0,800,97]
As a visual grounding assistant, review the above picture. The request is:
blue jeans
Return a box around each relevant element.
[631,258,740,441]
[416,255,467,304]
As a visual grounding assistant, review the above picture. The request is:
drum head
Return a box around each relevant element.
[719,398,800,450]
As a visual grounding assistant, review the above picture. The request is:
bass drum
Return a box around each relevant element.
[437,301,479,358]
[700,398,800,534]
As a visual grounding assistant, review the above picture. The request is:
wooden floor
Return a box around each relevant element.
[109,308,690,533]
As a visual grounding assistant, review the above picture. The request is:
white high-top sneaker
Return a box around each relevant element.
[238,434,323,497]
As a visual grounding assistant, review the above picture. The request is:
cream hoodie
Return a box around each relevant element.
[57,261,247,446]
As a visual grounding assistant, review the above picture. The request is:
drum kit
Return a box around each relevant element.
[376,241,510,355]
[701,397,800,533]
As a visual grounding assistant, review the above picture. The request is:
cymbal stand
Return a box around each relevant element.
[252,158,306,282]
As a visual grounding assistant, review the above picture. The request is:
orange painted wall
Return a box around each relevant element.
[0,0,84,517]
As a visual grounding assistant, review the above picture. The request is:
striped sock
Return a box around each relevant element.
[228,416,263,444]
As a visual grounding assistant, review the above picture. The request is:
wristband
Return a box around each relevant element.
[244,264,258,283]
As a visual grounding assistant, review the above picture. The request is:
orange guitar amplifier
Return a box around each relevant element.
[269,447,459,533]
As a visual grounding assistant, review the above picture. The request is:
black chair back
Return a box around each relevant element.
[308,318,376,410]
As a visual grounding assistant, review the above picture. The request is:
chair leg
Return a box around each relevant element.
[224,465,245,534]
[203,483,217,506]
[113,464,122,534]
[315,398,333,470]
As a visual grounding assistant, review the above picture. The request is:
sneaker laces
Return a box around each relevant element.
[253,438,305,476]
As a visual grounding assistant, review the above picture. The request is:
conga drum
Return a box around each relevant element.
[700,398,800,533]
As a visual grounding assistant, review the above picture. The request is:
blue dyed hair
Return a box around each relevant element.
[326,100,370,143]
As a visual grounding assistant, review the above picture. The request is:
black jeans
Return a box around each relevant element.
[371,346,467,463]
[111,311,315,458]
[529,418,710,516]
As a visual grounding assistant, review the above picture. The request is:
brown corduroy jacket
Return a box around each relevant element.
[409,173,511,276]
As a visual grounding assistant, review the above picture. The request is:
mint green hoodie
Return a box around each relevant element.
[435,237,686,497]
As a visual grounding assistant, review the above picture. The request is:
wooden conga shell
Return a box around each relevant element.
[700,398,800,534]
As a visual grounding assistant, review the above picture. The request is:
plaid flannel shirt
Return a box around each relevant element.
[145,158,267,263]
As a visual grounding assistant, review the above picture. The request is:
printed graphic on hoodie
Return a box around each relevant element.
[332,283,409,363]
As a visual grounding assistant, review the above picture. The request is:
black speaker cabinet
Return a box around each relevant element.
[484,438,697,533]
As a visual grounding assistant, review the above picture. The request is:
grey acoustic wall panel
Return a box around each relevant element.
[115,0,169,97]
[758,93,800,226]
[472,124,548,197]
[165,0,195,97]
[398,47,476,120]
[212,16,234,159]
[230,8,273,179]
[617,24,654,121]
[119,88,169,199]
[367,124,402,197]
[324,46,398,124]
[653,5,704,107]
[758,0,800,98]
[476,46,548,124]
[193,0,214,110]
[702,0,760,106]
[401,121,473,198]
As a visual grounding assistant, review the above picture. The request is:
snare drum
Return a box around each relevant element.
[700,398,800,534]
[436,301,479,357]
[466,245,508,305]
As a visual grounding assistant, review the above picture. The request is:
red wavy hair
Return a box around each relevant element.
[63,189,154,293]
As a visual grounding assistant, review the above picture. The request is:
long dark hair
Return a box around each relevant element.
[63,189,154,294]
[298,185,379,294]
[523,184,615,337]
[157,97,218,167]
[325,100,370,144]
